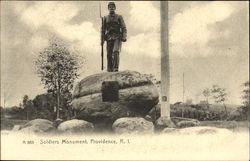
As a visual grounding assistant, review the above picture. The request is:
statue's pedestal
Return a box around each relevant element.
[71,70,159,129]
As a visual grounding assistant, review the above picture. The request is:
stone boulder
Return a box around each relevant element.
[176,121,199,128]
[162,126,232,135]
[12,125,21,131]
[165,126,232,135]
[72,71,159,126]
[162,128,180,134]
[57,119,94,134]
[171,117,200,128]
[155,116,176,131]
[112,117,154,134]
[19,119,54,134]
[189,127,218,135]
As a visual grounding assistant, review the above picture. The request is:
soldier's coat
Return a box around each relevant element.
[102,13,127,72]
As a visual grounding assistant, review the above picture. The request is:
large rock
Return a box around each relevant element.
[19,119,54,134]
[161,128,180,134]
[12,125,21,131]
[153,116,200,130]
[155,116,176,131]
[162,126,232,135]
[57,119,94,134]
[72,71,159,126]
[176,121,199,128]
[112,117,154,134]
[171,117,200,128]
[199,120,238,130]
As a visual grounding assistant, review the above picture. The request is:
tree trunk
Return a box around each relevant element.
[56,63,61,120]
[223,103,228,119]
[56,88,60,119]
[206,97,210,110]
[26,109,28,120]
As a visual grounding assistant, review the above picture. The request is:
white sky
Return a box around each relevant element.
[1,1,249,107]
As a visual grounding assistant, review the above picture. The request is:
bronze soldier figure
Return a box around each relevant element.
[101,2,127,72]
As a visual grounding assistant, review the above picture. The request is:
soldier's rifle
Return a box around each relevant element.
[99,3,104,70]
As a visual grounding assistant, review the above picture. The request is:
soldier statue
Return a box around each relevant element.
[101,2,127,72]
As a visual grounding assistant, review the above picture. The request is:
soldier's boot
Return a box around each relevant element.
[113,51,119,72]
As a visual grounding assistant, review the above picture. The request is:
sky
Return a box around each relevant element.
[1,1,249,107]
